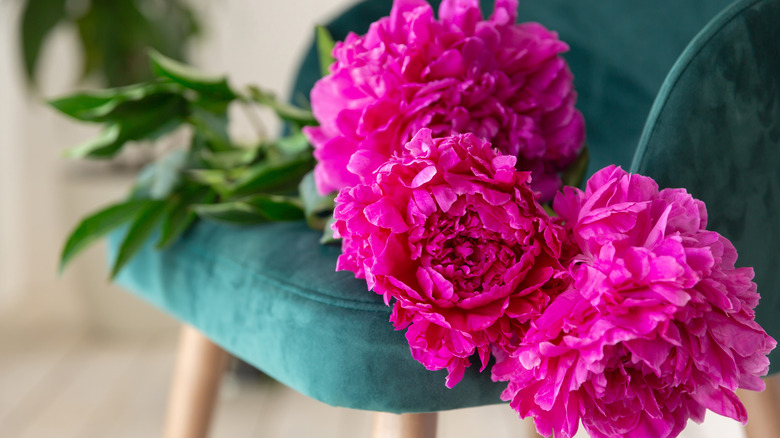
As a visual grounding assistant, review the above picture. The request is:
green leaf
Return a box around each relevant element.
[247,86,317,126]
[299,171,335,230]
[133,149,189,199]
[189,106,232,151]
[199,147,260,169]
[274,131,311,157]
[111,200,167,279]
[244,195,305,221]
[189,130,209,155]
[74,0,156,86]
[49,82,182,122]
[20,0,68,81]
[24,0,199,88]
[315,26,336,78]
[194,195,303,225]
[193,95,231,115]
[63,124,123,159]
[320,215,339,245]
[227,153,314,197]
[187,169,232,190]
[149,49,235,100]
[49,92,118,120]
[156,187,214,249]
[192,201,268,225]
[60,199,149,273]
[63,93,188,159]
[91,89,187,123]
[561,145,590,188]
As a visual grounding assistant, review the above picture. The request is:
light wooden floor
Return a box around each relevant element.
[0,326,747,438]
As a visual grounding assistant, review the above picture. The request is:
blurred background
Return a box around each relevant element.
[0,0,750,437]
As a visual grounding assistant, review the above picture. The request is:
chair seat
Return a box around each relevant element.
[111,221,504,413]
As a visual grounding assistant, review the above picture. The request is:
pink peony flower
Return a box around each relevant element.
[332,129,569,387]
[304,0,585,201]
[492,165,776,438]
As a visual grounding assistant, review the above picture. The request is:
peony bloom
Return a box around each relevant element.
[493,165,776,438]
[333,129,569,387]
[305,0,585,201]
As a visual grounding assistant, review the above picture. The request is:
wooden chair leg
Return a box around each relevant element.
[370,412,438,438]
[163,324,229,438]
[740,374,780,438]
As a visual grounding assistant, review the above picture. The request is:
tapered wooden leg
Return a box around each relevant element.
[370,412,438,438]
[740,374,780,438]
[163,324,229,438]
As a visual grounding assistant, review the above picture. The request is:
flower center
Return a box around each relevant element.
[414,207,523,298]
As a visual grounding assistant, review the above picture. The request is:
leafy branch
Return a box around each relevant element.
[57,46,337,278]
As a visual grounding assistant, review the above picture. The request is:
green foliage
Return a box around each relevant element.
[50,82,190,159]
[49,82,183,122]
[110,200,168,279]
[247,86,317,127]
[193,195,304,225]
[59,199,150,273]
[64,93,188,159]
[299,171,336,233]
[199,147,260,170]
[188,107,232,152]
[157,187,214,249]
[319,215,339,245]
[149,49,235,100]
[316,26,336,77]
[56,51,318,276]
[133,149,190,200]
[21,0,200,87]
[276,131,311,157]
[244,195,305,221]
[227,152,314,197]
[20,0,68,81]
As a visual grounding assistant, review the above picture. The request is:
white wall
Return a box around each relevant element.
[0,0,354,329]
[0,0,91,324]
[0,1,25,311]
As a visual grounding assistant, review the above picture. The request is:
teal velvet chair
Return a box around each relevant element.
[110,0,780,437]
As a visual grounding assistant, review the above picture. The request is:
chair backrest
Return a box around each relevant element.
[631,0,780,372]
[291,0,735,176]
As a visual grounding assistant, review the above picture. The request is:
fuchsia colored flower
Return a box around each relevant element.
[332,129,569,387]
[493,166,776,438]
[305,0,584,201]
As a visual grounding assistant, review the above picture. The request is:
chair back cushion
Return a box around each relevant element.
[631,0,780,372]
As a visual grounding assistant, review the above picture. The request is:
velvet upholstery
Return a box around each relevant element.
[631,0,780,373]
[110,0,772,414]
[111,222,503,412]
